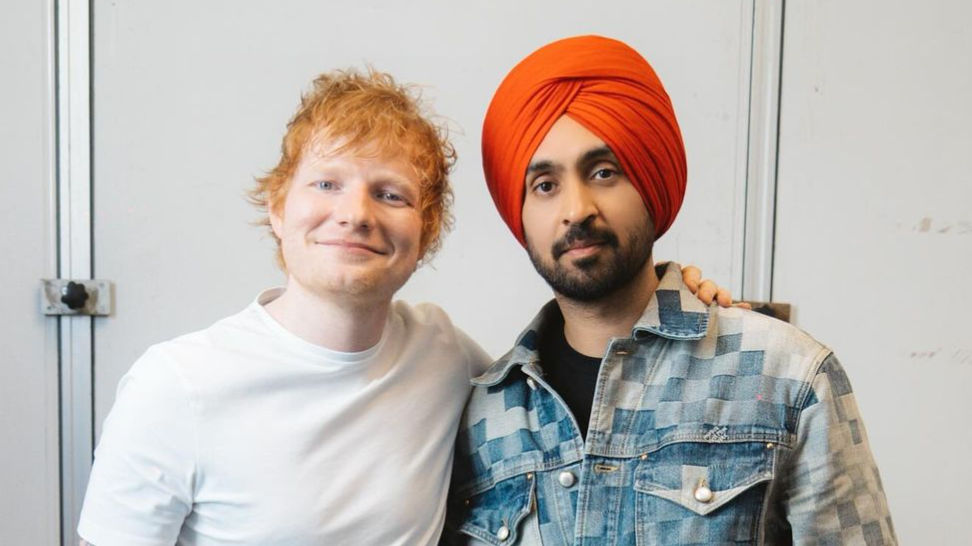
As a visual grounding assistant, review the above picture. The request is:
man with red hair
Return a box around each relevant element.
[77,69,489,546]
[445,36,894,544]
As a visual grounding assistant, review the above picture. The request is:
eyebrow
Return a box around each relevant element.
[526,146,618,175]
[579,146,618,165]
[526,159,556,175]
[375,175,418,198]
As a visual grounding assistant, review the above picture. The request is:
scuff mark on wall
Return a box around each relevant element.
[910,218,970,234]
[907,348,972,366]
[954,349,972,366]
[909,348,940,359]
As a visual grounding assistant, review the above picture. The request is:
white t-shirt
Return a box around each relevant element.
[78,289,492,546]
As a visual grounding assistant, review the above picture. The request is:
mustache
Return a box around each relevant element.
[552,223,619,259]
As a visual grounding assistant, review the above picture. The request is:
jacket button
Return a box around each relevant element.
[558,471,576,488]
[526,377,537,390]
[694,483,714,503]
[496,525,510,541]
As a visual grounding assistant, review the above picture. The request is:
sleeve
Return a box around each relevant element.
[77,348,197,546]
[784,353,897,544]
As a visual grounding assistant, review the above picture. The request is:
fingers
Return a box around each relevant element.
[696,280,741,309]
[682,265,702,293]
[733,301,753,310]
[715,287,733,308]
[697,280,718,305]
[680,265,747,309]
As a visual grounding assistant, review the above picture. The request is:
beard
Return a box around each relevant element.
[526,219,654,302]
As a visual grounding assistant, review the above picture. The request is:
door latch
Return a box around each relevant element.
[40,279,112,316]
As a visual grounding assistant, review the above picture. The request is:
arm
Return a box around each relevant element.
[784,353,896,543]
[77,349,195,545]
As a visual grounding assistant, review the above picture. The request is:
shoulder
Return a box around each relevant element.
[391,299,454,329]
[117,304,265,401]
[146,302,268,362]
[391,300,492,377]
[704,305,833,381]
[163,303,266,352]
[391,300,470,344]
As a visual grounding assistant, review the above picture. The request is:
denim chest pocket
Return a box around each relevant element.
[633,440,778,544]
[457,473,537,545]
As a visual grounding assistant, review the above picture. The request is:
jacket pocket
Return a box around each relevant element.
[457,473,536,545]
[633,440,777,544]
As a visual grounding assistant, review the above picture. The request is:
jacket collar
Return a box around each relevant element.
[631,261,710,340]
[472,262,710,387]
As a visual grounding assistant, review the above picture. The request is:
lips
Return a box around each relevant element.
[316,239,387,255]
[558,239,606,258]
[552,224,619,260]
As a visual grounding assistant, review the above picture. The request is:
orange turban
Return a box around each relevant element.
[482,35,687,245]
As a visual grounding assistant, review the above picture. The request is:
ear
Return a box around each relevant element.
[268,200,284,239]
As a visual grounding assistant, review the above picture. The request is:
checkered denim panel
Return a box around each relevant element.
[592,315,818,458]
[532,462,580,543]
[458,472,535,545]
[571,457,635,545]
[653,289,709,337]
[784,354,896,543]
[455,368,584,496]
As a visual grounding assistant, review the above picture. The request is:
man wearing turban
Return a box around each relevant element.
[445,36,894,544]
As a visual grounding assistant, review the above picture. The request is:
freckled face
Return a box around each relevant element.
[522,115,655,301]
[270,140,424,303]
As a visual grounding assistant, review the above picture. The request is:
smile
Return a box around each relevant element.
[316,240,388,255]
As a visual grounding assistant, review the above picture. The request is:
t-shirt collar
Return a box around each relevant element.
[251,287,388,365]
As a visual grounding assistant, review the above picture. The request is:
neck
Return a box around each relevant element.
[264,279,390,352]
[555,259,660,358]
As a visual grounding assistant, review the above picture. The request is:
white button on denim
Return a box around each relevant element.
[558,471,576,488]
[497,525,510,541]
[526,377,537,390]
[694,483,714,503]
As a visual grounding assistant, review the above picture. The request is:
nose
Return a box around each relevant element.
[560,176,597,226]
[335,183,375,230]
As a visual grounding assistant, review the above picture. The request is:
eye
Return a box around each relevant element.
[533,180,557,195]
[376,190,409,206]
[592,167,618,181]
[315,180,336,191]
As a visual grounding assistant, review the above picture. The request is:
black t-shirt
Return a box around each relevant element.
[537,312,602,439]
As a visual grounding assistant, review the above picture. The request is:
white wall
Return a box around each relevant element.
[775,1,972,542]
[0,1,61,543]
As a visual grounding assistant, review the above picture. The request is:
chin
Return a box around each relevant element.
[335,276,410,303]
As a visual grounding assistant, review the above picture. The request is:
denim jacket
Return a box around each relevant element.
[444,263,895,545]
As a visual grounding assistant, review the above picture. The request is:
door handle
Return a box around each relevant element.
[40,279,112,316]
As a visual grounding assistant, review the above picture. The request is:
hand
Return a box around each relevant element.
[681,265,752,309]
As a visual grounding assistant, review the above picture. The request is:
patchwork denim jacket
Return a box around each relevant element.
[444,263,895,545]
